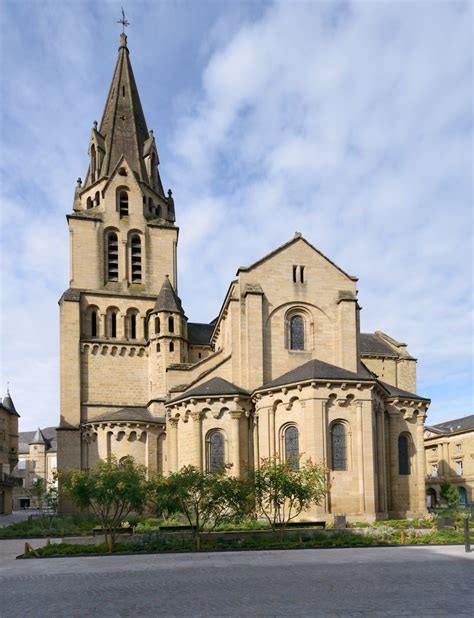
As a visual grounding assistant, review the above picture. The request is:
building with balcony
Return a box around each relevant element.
[0,389,20,515]
[425,414,474,507]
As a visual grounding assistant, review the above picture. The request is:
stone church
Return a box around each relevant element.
[58,33,430,521]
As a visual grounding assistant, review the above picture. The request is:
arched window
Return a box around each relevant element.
[107,233,119,281]
[290,315,304,350]
[155,317,160,334]
[169,316,174,333]
[110,312,117,338]
[156,342,160,352]
[207,431,225,473]
[130,314,137,339]
[284,426,299,471]
[94,191,100,207]
[331,423,347,471]
[119,191,128,217]
[130,235,142,283]
[86,196,93,209]
[398,435,410,475]
[91,311,97,337]
[458,486,467,505]
[169,341,174,352]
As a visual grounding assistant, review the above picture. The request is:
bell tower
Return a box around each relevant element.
[58,32,178,483]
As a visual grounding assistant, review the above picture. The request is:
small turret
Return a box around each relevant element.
[29,427,47,445]
[2,387,20,417]
[148,276,188,402]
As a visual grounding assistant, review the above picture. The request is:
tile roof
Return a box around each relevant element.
[18,427,57,454]
[257,359,376,392]
[154,276,184,313]
[85,408,165,425]
[427,414,474,434]
[359,333,400,358]
[187,322,214,345]
[29,428,48,445]
[1,390,20,417]
[377,380,430,402]
[167,377,250,405]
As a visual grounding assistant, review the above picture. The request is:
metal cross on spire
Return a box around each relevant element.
[117,7,130,33]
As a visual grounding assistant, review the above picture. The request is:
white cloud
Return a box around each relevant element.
[1,0,472,428]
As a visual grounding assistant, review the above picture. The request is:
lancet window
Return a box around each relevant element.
[119,191,129,217]
[207,431,225,473]
[107,233,119,282]
[290,315,305,351]
[284,425,299,471]
[398,435,410,475]
[130,235,142,283]
[331,423,347,471]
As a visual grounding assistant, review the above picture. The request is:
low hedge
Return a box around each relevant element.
[27,527,471,558]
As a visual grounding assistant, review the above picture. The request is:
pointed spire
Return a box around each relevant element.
[29,427,47,445]
[2,386,20,417]
[154,276,184,314]
[83,34,164,195]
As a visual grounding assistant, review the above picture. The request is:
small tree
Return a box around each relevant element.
[440,483,459,508]
[61,457,148,551]
[147,473,181,521]
[27,478,49,513]
[167,466,250,548]
[252,456,329,539]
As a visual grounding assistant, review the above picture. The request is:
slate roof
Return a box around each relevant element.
[18,427,57,454]
[1,390,20,417]
[187,322,214,345]
[426,414,474,434]
[85,408,165,425]
[154,276,184,313]
[377,380,430,402]
[168,377,250,405]
[29,428,48,445]
[256,359,376,392]
[359,333,400,358]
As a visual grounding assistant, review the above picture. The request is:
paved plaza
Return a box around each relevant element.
[0,540,472,617]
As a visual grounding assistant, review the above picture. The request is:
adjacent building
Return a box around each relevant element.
[0,390,20,515]
[425,414,474,507]
[57,32,431,522]
[12,427,57,510]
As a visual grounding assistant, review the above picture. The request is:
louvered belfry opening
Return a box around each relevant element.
[107,233,119,281]
[119,191,129,217]
[131,235,142,283]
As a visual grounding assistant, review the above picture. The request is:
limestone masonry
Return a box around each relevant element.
[57,33,431,520]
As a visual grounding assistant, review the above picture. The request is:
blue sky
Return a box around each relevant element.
[0,0,472,430]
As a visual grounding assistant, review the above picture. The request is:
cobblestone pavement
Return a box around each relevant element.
[0,542,472,617]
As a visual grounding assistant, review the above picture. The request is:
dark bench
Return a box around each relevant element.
[275,521,326,529]
[92,527,134,536]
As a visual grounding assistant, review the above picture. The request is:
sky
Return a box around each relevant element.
[0,0,472,431]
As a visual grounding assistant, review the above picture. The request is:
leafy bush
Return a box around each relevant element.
[252,457,329,538]
[0,515,97,539]
[61,456,148,551]
[165,465,251,548]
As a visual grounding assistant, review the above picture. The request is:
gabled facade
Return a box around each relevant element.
[58,34,430,521]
